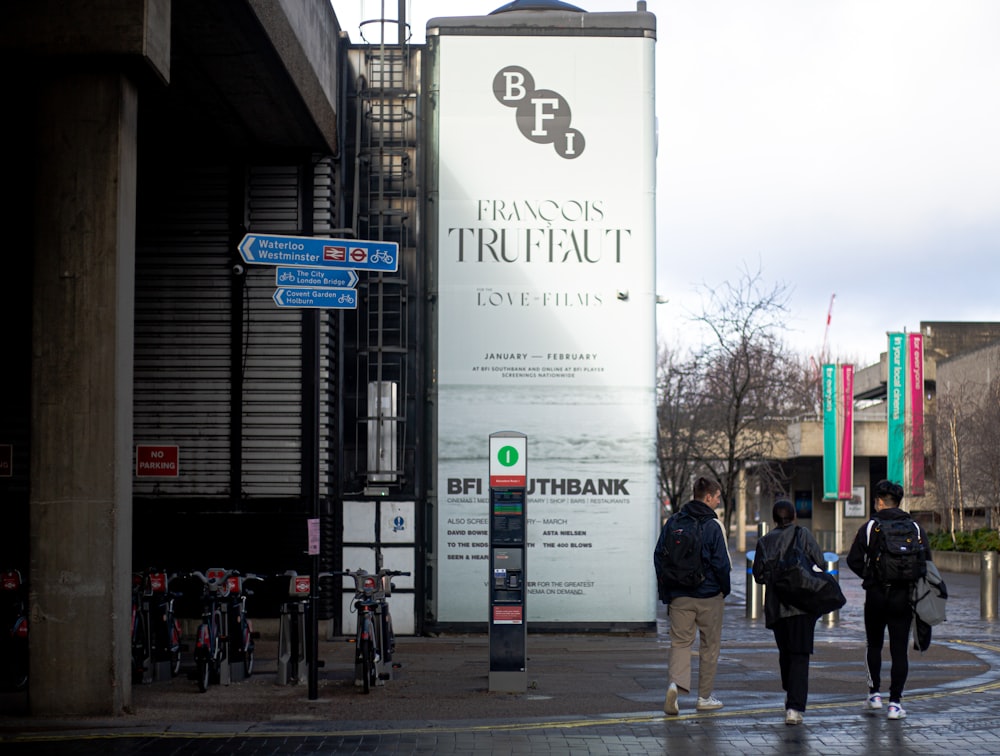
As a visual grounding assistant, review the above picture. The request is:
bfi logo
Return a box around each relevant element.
[493,66,585,159]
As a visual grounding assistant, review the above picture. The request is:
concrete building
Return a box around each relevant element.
[931,329,1000,529]
[771,322,1000,554]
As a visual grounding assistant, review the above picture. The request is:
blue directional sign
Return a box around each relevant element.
[239,233,398,272]
[273,287,358,309]
[275,267,358,289]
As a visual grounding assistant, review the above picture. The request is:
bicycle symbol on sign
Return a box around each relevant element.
[369,249,395,265]
[279,271,296,282]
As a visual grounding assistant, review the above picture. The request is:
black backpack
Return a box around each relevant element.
[655,512,706,590]
[870,517,927,584]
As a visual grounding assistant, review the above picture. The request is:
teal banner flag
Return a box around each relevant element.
[822,364,838,499]
[887,333,906,486]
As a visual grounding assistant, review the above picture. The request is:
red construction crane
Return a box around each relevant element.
[820,293,835,365]
[809,294,836,383]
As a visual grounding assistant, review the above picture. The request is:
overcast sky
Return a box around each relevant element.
[333,0,1000,367]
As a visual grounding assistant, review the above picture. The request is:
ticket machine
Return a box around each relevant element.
[488,431,527,693]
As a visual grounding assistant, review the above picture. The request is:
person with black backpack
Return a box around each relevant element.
[847,479,933,721]
[654,476,732,716]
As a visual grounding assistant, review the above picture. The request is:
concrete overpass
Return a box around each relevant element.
[0,0,345,716]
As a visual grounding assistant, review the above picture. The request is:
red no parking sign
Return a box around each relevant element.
[136,444,179,477]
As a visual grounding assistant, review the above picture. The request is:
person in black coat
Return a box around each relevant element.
[752,499,825,726]
[846,479,932,721]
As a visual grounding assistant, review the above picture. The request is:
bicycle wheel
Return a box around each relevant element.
[169,621,182,677]
[9,628,28,691]
[131,611,149,683]
[12,658,28,691]
[361,639,373,693]
[243,623,254,677]
[196,658,210,692]
[171,650,182,677]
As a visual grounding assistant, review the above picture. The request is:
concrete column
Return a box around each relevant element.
[29,71,137,716]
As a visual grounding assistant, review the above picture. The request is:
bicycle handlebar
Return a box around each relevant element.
[183,569,264,598]
[333,568,411,578]
[334,568,411,600]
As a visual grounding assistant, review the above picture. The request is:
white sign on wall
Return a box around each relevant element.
[432,24,658,624]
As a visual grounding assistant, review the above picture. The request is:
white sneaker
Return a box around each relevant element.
[785,709,803,725]
[664,682,679,715]
[867,693,883,709]
[887,702,907,720]
[696,695,724,711]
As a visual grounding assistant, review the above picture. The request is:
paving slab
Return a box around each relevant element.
[2,563,998,755]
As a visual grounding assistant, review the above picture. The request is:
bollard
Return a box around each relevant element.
[757,520,770,544]
[746,551,765,619]
[278,572,311,684]
[981,551,998,620]
[278,601,307,684]
[746,522,770,620]
[822,552,840,626]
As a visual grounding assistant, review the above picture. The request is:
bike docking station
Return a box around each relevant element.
[189,567,260,691]
[277,572,311,685]
[488,431,528,693]
[135,570,181,684]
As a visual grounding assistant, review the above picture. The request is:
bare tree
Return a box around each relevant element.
[936,392,967,540]
[974,375,1000,529]
[656,342,699,520]
[684,264,814,533]
[935,356,1000,538]
[956,366,1000,531]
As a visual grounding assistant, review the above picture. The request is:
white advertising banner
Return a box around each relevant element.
[434,32,657,623]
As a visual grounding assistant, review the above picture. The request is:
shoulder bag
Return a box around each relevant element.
[771,526,847,616]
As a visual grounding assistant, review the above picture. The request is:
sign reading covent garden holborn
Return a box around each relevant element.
[427,6,658,625]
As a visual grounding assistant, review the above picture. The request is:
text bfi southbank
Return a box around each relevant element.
[448,477,630,496]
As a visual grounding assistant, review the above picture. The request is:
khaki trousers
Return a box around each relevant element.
[667,593,725,699]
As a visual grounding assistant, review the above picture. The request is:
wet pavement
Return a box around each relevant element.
[2,560,1000,754]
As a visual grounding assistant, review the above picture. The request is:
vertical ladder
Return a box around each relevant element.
[353,10,417,493]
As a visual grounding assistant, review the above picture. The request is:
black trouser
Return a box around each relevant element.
[864,584,912,702]
[772,613,817,712]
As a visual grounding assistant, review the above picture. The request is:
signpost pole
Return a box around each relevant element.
[305,305,321,701]
[233,228,397,699]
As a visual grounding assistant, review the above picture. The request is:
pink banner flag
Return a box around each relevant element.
[838,365,854,500]
[909,334,925,495]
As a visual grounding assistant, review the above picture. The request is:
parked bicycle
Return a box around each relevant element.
[131,571,152,683]
[226,570,262,679]
[0,568,28,691]
[144,570,183,677]
[335,566,410,693]
[188,568,261,692]
[131,569,184,683]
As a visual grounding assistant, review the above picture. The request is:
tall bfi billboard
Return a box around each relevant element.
[427,7,658,625]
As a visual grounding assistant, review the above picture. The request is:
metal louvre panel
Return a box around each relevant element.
[135,160,339,501]
[313,156,340,499]
[243,165,305,496]
[134,166,233,497]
